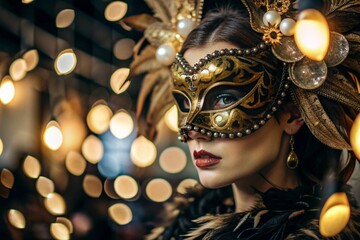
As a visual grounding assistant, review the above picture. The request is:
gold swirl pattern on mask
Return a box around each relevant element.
[172,55,277,135]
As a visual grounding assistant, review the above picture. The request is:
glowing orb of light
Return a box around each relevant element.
[50,222,70,240]
[130,136,157,167]
[8,209,26,229]
[44,193,66,215]
[9,58,27,81]
[43,121,63,151]
[54,49,77,75]
[350,114,360,159]
[86,104,113,134]
[164,105,178,132]
[109,111,134,139]
[159,147,187,174]
[114,175,139,199]
[81,135,104,164]
[104,1,128,22]
[56,9,75,28]
[23,155,41,179]
[0,76,15,105]
[145,178,172,202]
[108,203,132,225]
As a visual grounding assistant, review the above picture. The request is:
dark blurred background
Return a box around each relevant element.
[0,0,199,239]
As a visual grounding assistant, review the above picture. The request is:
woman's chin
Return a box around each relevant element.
[199,178,229,189]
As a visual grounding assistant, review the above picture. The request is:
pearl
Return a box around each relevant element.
[280,18,296,36]
[156,43,176,66]
[263,10,281,27]
[177,18,196,38]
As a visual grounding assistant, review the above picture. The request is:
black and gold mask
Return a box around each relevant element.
[171,48,290,141]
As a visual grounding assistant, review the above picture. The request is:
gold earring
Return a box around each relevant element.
[287,135,299,169]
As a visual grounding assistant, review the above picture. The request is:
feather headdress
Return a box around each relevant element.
[122,0,204,140]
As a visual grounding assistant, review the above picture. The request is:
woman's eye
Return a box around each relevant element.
[214,94,238,109]
[183,98,190,110]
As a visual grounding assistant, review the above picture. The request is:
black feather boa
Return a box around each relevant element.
[147,184,360,240]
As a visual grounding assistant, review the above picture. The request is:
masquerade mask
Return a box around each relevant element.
[171,46,290,142]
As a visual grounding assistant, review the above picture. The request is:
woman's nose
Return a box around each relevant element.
[187,130,212,142]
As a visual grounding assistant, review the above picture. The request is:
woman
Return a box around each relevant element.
[143,1,360,240]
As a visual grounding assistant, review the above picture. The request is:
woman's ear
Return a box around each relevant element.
[280,104,304,135]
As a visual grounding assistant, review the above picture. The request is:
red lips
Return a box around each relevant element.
[193,150,222,168]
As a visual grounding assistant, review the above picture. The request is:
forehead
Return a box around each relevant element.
[183,42,239,65]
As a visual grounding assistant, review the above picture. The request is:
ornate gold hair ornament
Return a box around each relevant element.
[246,0,350,90]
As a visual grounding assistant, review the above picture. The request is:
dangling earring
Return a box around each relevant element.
[287,135,299,169]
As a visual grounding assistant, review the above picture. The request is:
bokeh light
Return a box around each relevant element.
[164,105,178,132]
[104,1,128,22]
[56,9,75,28]
[114,175,139,199]
[81,135,104,164]
[65,151,86,176]
[145,178,172,202]
[9,58,27,81]
[23,49,39,71]
[23,155,41,179]
[22,0,33,3]
[8,209,26,229]
[108,203,132,225]
[350,113,360,159]
[113,38,135,60]
[36,176,55,197]
[97,154,122,179]
[86,104,113,134]
[83,174,102,198]
[177,179,198,194]
[0,138,3,156]
[110,68,130,94]
[131,136,157,167]
[43,120,63,151]
[44,193,66,215]
[104,179,119,199]
[55,49,77,75]
[159,147,187,173]
[56,217,73,234]
[0,76,15,105]
[71,213,92,236]
[1,168,14,189]
[50,222,70,240]
[109,111,134,139]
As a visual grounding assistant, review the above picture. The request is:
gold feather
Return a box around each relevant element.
[147,75,173,123]
[144,0,175,23]
[253,209,269,228]
[323,0,360,15]
[130,45,162,77]
[136,70,166,118]
[121,14,158,32]
[233,212,251,231]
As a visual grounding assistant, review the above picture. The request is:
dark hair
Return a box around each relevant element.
[181,8,262,53]
[157,7,357,239]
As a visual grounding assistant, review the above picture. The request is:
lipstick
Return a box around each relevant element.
[193,150,222,168]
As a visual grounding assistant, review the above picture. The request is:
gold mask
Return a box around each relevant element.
[171,47,290,141]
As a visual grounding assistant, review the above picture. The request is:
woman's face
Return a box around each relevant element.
[183,42,287,188]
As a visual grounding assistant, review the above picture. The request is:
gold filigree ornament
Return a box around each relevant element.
[254,1,351,90]
[122,0,204,140]
[270,0,291,15]
[262,25,282,45]
[241,0,360,151]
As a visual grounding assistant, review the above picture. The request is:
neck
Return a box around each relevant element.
[232,134,299,212]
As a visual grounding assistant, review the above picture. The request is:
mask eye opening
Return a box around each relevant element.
[173,92,191,113]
